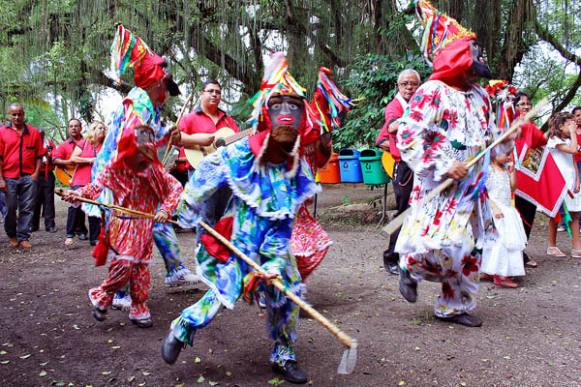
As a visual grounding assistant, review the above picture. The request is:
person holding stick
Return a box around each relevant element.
[87,26,197,313]
[394,0,514,327]
[161,53,349,384]
[61,125,182,328]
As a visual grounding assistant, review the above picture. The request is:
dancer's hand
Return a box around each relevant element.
[168,126,181,145]
[61,190,81,204]
[256,271,279,283]
[447,161,468,180]
[154,210,169,223]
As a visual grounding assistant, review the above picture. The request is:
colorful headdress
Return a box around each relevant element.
[415,0,476,65]
[110,25,179,95]
[246,53,352,176]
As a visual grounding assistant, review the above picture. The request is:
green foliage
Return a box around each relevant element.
[334,54,430,149]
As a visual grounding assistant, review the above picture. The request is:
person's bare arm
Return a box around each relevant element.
[69,146,95,164]
[387,120,400,135]
[180,132,215,148]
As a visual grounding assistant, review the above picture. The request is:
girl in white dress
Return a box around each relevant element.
[481,149,526,288]
[546,112,581,258]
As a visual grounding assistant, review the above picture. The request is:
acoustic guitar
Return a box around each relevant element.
[54,165,76,186]
[184,127,253,169]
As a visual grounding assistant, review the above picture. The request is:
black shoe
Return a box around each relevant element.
[46,226,57,233]
[77,234,88,241]
[399,267,418,303]
[92,307,107,322]
[436,313,483,327]
[29,227,39,233]
[272,361,308,384]
[90,240,98,247]
[386,262,399,275]
[130,317,153,328]
[161,331,185,364]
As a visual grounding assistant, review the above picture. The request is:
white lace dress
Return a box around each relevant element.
[481,168,526,277]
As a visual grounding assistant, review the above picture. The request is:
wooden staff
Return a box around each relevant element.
[55,188,358,374]
[382,97,548,236]
[161,92,195,167]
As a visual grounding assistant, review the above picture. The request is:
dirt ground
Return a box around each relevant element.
[1,184,580,387]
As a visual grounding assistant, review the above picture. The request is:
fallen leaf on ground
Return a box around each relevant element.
[142,371,150,376]
[197,376,205,383]
[101,371,112,376]
[194,356,201,363]
[0,351,6,355]
[208,381,219,386]
[127,376,135,383]
[398,381,406,386]
[1,360,10,365]
[39,370,47,376]
[19,354,31,359]
[267,378,284,385]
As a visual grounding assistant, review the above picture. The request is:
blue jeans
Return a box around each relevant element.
[4,175,35,241]
[0,191,7,219]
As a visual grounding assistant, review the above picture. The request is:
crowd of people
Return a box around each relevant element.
[1,1,580,384]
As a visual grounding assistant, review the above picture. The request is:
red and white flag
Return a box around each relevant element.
[515,144,566,218]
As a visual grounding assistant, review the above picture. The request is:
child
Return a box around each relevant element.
[481,149,526,288]
[64,125,183,327]
[546,112,581,257]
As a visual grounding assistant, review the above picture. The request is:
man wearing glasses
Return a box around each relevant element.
[375,69,421,275]
[176,80,240,226]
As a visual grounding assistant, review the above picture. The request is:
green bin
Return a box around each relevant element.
[359,149,390,185]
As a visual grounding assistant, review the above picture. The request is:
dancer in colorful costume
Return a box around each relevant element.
[161,53,349,384]
[63,125,183,327]
[395,0,513,327]
[87,26,196,308]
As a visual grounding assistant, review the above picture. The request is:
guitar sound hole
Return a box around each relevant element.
[215,138,226,148]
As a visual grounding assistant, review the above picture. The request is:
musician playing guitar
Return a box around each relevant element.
[172,80,240,226]
[52,118,88,244]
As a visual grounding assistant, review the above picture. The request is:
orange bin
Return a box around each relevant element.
[316,153,341,184]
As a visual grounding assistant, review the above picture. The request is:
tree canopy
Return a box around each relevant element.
[1,0,579,145]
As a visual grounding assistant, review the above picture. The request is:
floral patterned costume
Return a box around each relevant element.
[88,87,192,283]
[79,162,182,320]
[395,80,508,317]
[171,138,319,365]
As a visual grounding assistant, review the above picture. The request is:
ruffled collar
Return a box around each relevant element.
[218,138,320,220]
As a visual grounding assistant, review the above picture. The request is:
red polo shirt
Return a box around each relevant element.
[177,106,240,171]
[0,125,44,178]
[375,97,406,161]
[52,138,84,162]
[40,138,56,173]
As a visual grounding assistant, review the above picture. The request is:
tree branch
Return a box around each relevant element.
[552,68,581,112]
[534,20,581,66]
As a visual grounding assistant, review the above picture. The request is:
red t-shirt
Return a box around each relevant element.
[515,121,547,158]
[71,141,101,187]
[575,132,581,163]
[375,97,406,161]
[177,107,240,171]
[52,138,84,162]
[0,125,44,178]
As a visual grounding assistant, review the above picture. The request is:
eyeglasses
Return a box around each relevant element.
[398,82,419,88]
[204,89,221,95]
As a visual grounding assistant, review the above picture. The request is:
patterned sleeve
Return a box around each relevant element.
[76,164,114,200]
[397,81,453,181]
[158,171,184,215]
[176,152,227,227]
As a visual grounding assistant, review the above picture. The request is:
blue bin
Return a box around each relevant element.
[338,149,363,183]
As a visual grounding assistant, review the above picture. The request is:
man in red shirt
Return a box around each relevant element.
[31,128,57,233]
[375,69,421,275]
[176,80,240,225]
[0,104,44,249]
[52,119,88,243]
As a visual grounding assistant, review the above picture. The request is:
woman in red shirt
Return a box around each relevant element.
[69,121,107,246]
[514,92,547,268]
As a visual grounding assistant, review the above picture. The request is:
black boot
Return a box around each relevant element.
[398,267,418,303]
[161,331,185,364]
[436,313,483,327]
[272,361,308,384]
[92,307,107,322]
[130,317,153,328]
[383,250,400,275]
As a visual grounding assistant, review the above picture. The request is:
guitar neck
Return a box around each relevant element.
[223,128,253,146]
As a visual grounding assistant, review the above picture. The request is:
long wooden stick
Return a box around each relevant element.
[161,92,195,167]
[382,97,548,235]
[56,188,355,349]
